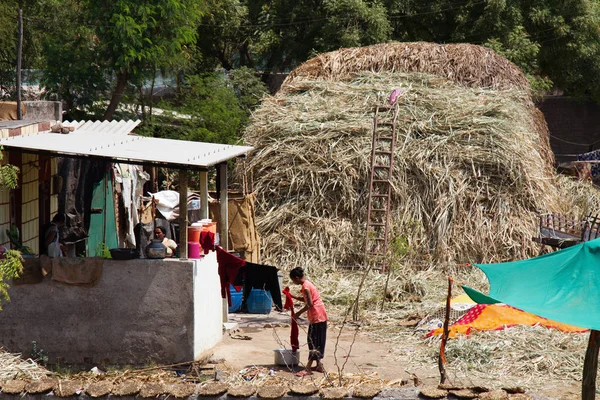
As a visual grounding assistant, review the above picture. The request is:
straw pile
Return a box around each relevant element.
[243,41,562,267]
[284,42,530,92]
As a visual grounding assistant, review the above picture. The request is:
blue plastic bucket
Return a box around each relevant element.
[246,289,272,314]
[228,285,243,313]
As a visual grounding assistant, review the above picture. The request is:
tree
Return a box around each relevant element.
[382,0,600,99]
[196,0,391,75]
[74,0,204,120]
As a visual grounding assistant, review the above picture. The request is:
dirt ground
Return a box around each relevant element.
[213,311,436,381]
[211,311,577,400]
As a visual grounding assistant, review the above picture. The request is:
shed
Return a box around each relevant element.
[0,119,253,365]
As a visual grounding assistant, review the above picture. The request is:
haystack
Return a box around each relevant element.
[241,42,591,268]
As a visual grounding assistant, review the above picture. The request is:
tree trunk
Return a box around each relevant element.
[103,72,129,121]
[583,329,600,400]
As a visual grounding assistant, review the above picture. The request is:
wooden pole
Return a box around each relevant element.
[582,329,600,400]
[16,8,23,120]
[199,170,208,220]
[178,169,188,259]
[438,277,452,384]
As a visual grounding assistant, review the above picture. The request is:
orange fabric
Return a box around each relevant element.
[428,304,587,338]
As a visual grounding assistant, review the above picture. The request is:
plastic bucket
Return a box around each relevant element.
[229,284,243,313]
[188,242,201,258]
[246,289,272,314]
[188,227,201,243]
[274,349,300,366]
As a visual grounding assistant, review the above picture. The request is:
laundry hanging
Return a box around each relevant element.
[282,286,299,352]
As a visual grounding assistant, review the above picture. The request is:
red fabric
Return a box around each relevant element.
[216,246,246,306]
[200,231,215,254]
[282,286,299,352]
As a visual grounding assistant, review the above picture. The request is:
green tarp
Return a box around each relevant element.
[464,238,600,330]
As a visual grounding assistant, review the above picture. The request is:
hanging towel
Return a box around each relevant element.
[243,262,283,311]
[282,286,299,352]
[216,246,246,306]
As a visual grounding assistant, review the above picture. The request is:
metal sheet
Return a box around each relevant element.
[0,120,253,168]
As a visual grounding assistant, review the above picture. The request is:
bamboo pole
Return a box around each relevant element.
[582,329,600,400]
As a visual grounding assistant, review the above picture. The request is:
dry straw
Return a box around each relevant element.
[242,42,600,269]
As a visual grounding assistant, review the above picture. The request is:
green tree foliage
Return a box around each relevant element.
[196,0,391,74]
[40,0,204,120]
[382,0,600,99]
[140,69,266,144]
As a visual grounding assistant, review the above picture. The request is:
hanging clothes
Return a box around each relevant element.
[282,286,299,351]
[216,246,246,306]
[242,262,283,311]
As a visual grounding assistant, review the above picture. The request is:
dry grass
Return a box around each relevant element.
[242,71,562,269]
[0,350,51,381]
[284,42,530,92]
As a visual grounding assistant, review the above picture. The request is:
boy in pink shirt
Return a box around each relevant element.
[290,267,328,376]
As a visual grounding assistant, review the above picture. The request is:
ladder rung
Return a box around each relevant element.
[370,208,388,212]
[373,165,391,169]
[375,136,394,140]
[372,179,389,183]
[374,150,392,154]
[368,223,386,227]
[371,194,389,198]
[376,122,394,126]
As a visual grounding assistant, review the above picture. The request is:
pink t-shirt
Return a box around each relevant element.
[302,280,328,324]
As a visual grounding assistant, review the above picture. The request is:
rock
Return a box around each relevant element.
[419,386,447,399]
[353,384,381,398]
[25,378,56,394]
[86,381,114,397]
[112,380,142,396]
[479,390,509,400]
[257,384,288,399]
[321,387,349,400]
[449,388,479,399]
[1,379,27,394]
[139,382,165,398]
[228,383,256,397]
[197,382,227,397]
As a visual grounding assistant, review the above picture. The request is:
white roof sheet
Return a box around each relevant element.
[0,120,253,169]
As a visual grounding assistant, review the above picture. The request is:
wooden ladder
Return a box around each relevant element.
[365,103,398,264]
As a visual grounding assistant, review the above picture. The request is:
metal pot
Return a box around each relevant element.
[146,239,167,259]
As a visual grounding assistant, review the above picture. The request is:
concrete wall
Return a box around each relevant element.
[0,256,223,365]
[23,101,62,122]
[193,251,223,357]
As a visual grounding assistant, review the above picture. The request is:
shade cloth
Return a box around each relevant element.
[464,238,600,330]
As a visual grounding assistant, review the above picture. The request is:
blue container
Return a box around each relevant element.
[246,289,273,314]
[228,285,243,313]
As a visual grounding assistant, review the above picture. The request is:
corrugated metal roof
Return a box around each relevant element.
[0,119,253,169]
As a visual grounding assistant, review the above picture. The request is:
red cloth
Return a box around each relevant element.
[282,286,299,352]
[200,230,215,254]
[216,246,246,306]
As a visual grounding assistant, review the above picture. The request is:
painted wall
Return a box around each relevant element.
[0,256,222,365]
[193,251,223,358]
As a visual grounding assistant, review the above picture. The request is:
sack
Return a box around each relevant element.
[47,242,62,258]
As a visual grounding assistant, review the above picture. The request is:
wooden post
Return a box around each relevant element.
[199,170,208,220]
[217,162,228,250]
[16,8,23,120]
[438,277,452,384]
[582,329,600,400]
[178,169,188,259]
